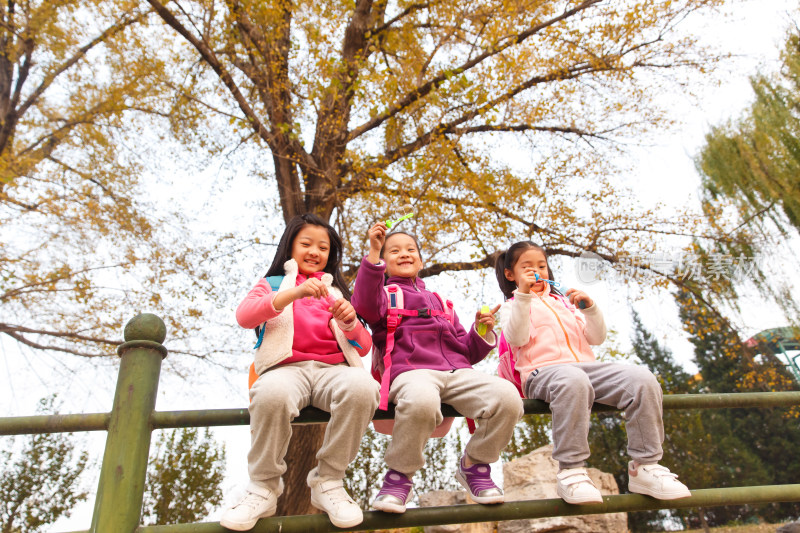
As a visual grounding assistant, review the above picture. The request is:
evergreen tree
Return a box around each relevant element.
[676,286,800,524]
[141,428,226,526]
[0,397,89,533]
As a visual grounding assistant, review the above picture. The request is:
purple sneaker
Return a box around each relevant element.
[371,469,412,513]
[455,456,504,504]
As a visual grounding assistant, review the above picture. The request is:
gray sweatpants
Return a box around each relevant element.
[523,362,664,470]
[385,368,524,478]
[248,360,380,493]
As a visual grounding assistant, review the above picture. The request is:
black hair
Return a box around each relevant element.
[264,213,352,299]
[494,241,558,300]
[380,231,424,262]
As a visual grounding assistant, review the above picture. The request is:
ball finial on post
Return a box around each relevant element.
[118,313,168,358]
[123,313,167,344]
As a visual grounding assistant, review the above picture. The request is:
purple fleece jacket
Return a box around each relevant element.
[351,256,496,384]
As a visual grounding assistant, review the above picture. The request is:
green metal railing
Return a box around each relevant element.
[1,313,800,533]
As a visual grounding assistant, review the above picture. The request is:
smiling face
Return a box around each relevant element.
[382,233,423,279]
[291,224,330,275]
[505,248,549,292]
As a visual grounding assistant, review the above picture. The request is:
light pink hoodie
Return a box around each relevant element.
[497,284,607,389]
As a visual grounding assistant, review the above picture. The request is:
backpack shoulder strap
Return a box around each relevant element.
[432,292,454,324]
[253,275,286,349]
[377,284,404,410]
[384,284,403,313]
[266,275,284,292]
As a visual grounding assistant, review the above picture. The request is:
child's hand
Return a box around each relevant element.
[295,277,329,300]
[331,298,357,326]
[475,304,501,337]
[565,288,593,309]
[517,268,539,294]
[368,222,387,253]
[366,222,388,264]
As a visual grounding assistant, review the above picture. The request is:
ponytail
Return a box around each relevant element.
[494,251,517,300]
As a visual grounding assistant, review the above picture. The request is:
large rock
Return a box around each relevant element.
[778,522,800,533]
[418,490,496,533]
[500,444,627,533]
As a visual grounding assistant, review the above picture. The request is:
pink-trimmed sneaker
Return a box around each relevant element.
[628,461,691,500]
[372,469,413,513]
[455,456,504,504]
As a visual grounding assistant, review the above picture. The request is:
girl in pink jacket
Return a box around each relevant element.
[220,213,379,531]
[495,241,691,505]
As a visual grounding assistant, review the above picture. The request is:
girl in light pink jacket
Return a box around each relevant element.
[495,241,691,506]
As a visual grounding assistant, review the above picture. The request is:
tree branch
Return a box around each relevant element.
[146,0,274,146]
[347,0,602,142]
[16,9,144,120]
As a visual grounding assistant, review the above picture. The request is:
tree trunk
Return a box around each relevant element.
[699,509,711,533]
[275,423,327,516]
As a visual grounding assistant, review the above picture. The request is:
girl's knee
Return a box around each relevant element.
[396,395,441,422]
[488,380,524,415]
[553,367,592,393]
[336,376,380,407]
[250,383,297,414]
[630,367,661,395]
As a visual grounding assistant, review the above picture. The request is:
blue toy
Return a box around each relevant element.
[535,273,586,309]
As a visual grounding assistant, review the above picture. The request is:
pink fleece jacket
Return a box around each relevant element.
[497,284,607,389]
[237,272,372,366]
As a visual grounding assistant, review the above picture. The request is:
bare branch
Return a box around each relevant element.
[419,251,499,278]
[1,263,128,302]
[1,328,113,357]
[0,323,120,345]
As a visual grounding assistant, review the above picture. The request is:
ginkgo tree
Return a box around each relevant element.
[0,0,239,361]
[142,0,761,516]
[144,0,744,280]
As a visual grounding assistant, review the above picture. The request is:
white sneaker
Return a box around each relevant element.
[556,468,604,505]
[310,479,364,528]
[628,461,691,500]
[220,483,278,531]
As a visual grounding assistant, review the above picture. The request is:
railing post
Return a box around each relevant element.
[90,313,167,533]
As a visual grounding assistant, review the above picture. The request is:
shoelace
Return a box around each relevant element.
[324,487,355,506]
[236,493,268,512]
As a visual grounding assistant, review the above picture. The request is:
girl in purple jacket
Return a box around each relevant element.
[352,222,523,513]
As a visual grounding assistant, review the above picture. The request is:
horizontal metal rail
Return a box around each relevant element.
[3,391,799,435]
[129,484,800,533]
[0,412,111,435]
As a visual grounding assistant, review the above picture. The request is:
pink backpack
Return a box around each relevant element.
[371,284,456,437]
[496,293,575,398]
[497,331,524,397]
